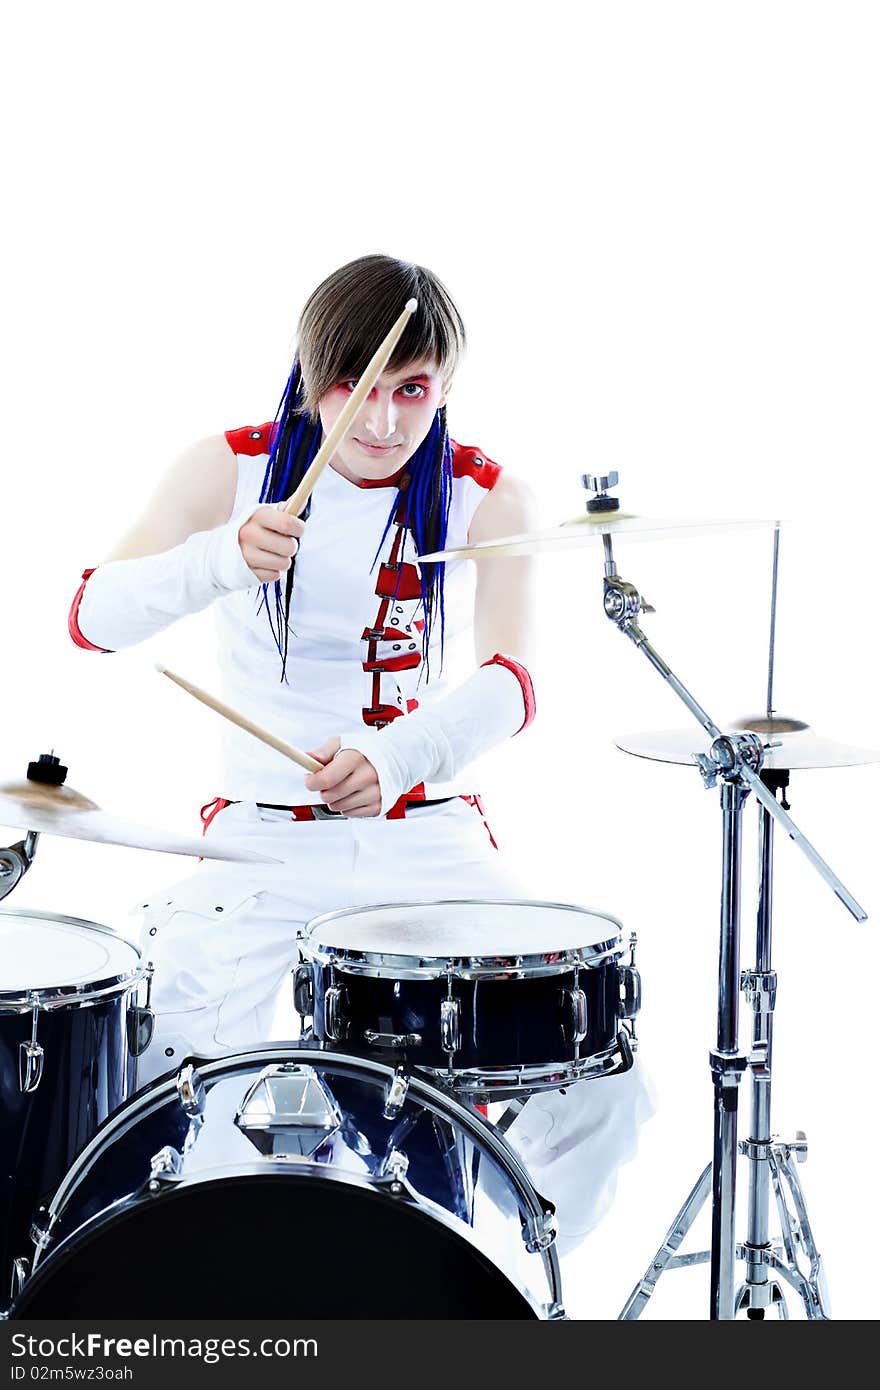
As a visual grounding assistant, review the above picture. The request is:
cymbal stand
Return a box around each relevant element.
[730,524,828,1317]
[582,486,865,1320]
[737,767,830,1317]
[0,832,38,902]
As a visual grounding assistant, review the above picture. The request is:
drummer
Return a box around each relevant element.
[68,253,651,1251]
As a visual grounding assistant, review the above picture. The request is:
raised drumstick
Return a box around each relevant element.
[283,298,418,517]
[156,665,323,774]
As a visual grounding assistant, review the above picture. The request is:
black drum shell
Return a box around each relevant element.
[307,956,623,1070]
[0,994,135,1295]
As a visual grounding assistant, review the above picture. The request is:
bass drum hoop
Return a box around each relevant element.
[16,1170,547,1320]
[27,1043,564,1316]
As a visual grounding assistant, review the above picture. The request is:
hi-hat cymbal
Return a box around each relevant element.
[419,513,776,563]
[615,715,880,772]
[0,777,274,864]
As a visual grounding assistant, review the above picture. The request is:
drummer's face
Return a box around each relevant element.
[319,358,450,483]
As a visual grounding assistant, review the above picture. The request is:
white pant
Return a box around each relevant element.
[135,797,653,1253]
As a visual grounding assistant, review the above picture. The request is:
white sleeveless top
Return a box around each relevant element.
[215,426,502,805]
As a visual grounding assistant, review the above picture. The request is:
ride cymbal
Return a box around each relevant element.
[419,514,776,563]
[614,716,880,772]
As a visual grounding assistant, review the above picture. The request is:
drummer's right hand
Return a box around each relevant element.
[238,505,306,584]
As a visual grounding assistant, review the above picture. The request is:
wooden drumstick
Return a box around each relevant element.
[283,297,418,517]
[156,665,323,774]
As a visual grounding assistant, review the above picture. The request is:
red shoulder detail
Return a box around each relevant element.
[450,439,502,489]
[224,423,276,457]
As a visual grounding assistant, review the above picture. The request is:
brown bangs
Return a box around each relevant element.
[297,254,466,418]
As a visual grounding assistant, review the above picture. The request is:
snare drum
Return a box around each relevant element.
[295,899,640,1098]
[0,909,147,1304]
[13,1045,565,1319]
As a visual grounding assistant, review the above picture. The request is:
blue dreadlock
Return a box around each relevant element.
[255,359,321,680]
[257,357,453,683]
[370,406,453,685]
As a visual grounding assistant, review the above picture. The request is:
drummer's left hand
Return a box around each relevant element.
[304,738,382,817]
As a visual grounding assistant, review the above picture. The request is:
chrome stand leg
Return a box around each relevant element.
[738,784,778,1317]
[622,773,832,1321]
[619,779,750,1321]
[619,1164,712,1319]
[709,782,749,1320]
[767,1137,831,1319]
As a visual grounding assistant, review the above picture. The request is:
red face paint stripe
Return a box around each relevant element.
[68,569,111,652]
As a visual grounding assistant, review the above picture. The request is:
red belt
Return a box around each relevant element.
[261,798,454,823]
[200,796,454,832]
[200,793,498,850]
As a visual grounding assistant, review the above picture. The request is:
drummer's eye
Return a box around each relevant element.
[398,382,427,399]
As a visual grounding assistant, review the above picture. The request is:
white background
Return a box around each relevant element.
[2,1,879,1319]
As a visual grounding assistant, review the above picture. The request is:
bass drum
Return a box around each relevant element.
[13,1044,565,1319]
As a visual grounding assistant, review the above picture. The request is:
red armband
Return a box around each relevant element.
[68,569,111,653]
[480,653,536,734]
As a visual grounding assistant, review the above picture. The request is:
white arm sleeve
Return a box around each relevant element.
[337,658,533,815]
[72,508,260,652]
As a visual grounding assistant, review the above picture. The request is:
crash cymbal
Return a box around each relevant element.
[419,513,776,563]
[614,716,880,772]
[0,765,274,864]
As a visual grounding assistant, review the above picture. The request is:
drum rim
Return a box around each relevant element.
[299,939,623,979]
[35,1044,557,1273]
[302,897,625,977]
[423,1038,633,1097]
[0,909,143,1009]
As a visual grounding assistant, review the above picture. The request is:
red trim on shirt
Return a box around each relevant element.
[362,703,406,727]
[481,653,536,734]
[451,440,502,489]
[68,569,111,652]
[225,423,276,457]
[223,430,503,500]
[363,651,422,674]
[358,463,409,490]
[376,562,422,600]
[361,624,418,644]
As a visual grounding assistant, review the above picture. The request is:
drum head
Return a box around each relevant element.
[0,910,141,1004]
[14,1172,536,1319]
[305,898,622,962]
